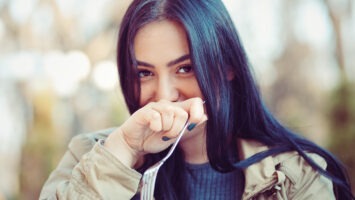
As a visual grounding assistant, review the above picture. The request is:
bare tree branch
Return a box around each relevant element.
[323,0,348,83]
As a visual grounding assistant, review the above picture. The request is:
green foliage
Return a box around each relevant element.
[327,82,355,192]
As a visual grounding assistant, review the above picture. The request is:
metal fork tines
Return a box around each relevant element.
[140,121,190,200]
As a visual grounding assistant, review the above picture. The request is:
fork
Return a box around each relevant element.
[140,120,190,200]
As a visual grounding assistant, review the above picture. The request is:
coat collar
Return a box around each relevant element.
[238,139,287,199]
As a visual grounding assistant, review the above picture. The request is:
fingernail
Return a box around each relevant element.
[187,123,196,131]
[162,136,171,141]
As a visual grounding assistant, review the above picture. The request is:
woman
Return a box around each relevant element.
[40,0,353,199]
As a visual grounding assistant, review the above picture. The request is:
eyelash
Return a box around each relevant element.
[138,70,153,78]
[177,65,193,74]
[137,65,193,78]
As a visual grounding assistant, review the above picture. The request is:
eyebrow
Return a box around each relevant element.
[136,54,190,68]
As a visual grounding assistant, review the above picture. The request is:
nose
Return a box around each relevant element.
[154,76,179,102]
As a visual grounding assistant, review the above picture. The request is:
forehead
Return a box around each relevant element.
[133,20,190,63]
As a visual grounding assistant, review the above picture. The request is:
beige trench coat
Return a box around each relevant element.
[39,128,335,200]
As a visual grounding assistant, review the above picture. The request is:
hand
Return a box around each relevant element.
[104,98,206,167]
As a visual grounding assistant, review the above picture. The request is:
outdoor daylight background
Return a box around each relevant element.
[0,0,354,199]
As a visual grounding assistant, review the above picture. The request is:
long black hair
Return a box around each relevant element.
[117,0,352,199]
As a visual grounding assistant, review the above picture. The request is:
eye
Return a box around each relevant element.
[177,65,193,74]
[138,70,154,78]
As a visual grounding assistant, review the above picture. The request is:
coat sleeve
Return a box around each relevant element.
[280,153,335,200]
[39,133,142,200]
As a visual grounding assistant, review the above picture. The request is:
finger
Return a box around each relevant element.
[141,108,162,132]
[187,114,208,132]
[189,98,205,123]
[151,104,175,131]
[176,97,205,124]
[162,108,188,139]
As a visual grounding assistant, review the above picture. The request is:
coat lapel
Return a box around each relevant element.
[238,139,285,199]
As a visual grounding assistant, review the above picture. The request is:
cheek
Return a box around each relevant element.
[192,79,203,96]
[182,79,204,98]
[139,84,153,105]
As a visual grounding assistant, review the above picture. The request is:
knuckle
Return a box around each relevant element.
[189,114,199,122]
[158,99,170,104]
[146,102,155,108]
[189,113,201,123]
[162,105,174,114]
[192,97,203,104]
[176,110,188,120]
[151,111,160,119]
[168,106,177,116]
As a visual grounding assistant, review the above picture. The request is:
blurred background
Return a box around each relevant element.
[0,0,354,199]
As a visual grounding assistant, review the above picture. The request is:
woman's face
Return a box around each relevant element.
[133,20,204,105]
